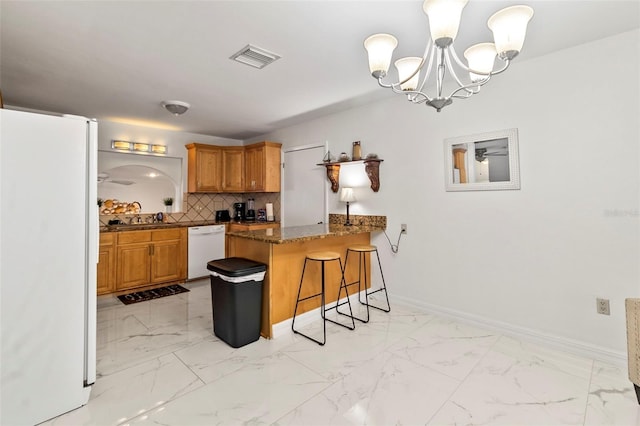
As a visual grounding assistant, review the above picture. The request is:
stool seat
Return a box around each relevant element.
[307,251,341,261]
[347,244,377,252]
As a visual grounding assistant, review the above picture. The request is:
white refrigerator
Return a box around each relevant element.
[0,109,98,425]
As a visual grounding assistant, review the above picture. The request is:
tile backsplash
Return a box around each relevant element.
[100,192,281,226]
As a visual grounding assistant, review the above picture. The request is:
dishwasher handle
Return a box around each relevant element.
[189,225,225,235]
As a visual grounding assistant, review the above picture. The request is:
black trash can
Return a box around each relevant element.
[207,257,267,348]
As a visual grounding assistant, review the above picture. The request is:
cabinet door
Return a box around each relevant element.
[244,146,265,191]
[196,148,222,192]
[151,239,185,284]
[116,243,151,291]
[97,245,115,295]
[222,147,245,192]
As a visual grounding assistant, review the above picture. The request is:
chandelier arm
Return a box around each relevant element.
[448,78,489,99]
[415,45,437,97]
[443,50,477,96]
[400,38,432,89]
[436,48,447,98]
[449,44,511,78]
[488,58,511,76]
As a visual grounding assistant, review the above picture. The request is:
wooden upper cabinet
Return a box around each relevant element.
[186,141,281,193]
[186,143,222,192]
[222,147,245,192]
[244,141,282,192]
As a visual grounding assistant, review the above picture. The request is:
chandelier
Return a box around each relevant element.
[364,0,534,112]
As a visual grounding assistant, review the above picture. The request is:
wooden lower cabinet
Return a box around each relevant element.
[97,233,116,295]
[114,228,187,293]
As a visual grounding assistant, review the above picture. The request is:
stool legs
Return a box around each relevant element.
[292,257,355,346]
[337,248,390,324]
[366,249,391,313]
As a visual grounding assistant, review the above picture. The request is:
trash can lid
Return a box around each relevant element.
[207,257,266,277]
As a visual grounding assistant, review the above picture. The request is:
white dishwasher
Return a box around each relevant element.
[188,225,226,280]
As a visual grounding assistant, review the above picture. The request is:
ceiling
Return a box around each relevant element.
[2,1,638,140]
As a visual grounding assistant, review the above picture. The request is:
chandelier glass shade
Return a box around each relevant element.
[364,0,533,112]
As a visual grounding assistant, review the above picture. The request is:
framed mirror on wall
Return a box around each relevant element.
[444,128,520,192]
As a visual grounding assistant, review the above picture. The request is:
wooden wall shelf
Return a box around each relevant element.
[317,159,383,193]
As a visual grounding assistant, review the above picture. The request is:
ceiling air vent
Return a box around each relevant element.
[230,44,281,69]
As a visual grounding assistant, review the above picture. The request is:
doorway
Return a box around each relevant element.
[282,143,327,227]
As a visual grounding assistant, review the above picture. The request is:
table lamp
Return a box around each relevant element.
[339,187,356,226]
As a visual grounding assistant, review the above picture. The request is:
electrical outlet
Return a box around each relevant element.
[596,298,610,315]
[401,224,407,234]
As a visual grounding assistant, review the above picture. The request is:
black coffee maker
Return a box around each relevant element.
[233,202,246,222]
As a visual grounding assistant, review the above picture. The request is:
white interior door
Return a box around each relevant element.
[282,144,327,227]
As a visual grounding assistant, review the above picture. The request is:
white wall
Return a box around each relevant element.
[249,30,640,360]
[97,120,242,202]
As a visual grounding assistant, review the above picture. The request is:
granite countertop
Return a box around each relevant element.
[100,220,279,232]
[226,223,383,244]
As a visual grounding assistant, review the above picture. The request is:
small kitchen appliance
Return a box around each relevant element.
[245,198,256,222]
[215,209,231,222]
[233,202,246,222]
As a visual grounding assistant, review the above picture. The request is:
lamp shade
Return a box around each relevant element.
[364,33,398,77]
[339,187,356,203]
[464,43,497,82]
[422,0,468,47]
[488,5,534,60]
[395,57,422,91]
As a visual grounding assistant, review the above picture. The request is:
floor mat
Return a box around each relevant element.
[117,284,190,305]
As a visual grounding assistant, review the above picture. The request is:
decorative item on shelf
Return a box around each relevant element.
[352,141,362,161]
[163,197,174,213]
[364,0,534,112]
[339,187,356,226]
[366,152,378,159]
[338,152,350,162]
[99,199,141,215]
[322,150,333,163]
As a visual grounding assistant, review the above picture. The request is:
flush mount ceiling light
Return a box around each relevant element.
[230,44,281,69]
[161,100,190,116]
[364,0,533,112]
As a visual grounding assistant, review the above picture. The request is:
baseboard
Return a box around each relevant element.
[392,295,627,367]
[271,292,362,339]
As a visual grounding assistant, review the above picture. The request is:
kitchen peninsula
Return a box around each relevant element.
[226,218,385,338]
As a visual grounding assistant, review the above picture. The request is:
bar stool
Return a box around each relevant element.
[337,244,390,323]
[291,251,355,345]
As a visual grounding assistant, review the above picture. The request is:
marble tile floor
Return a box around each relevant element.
[43,280,639,426]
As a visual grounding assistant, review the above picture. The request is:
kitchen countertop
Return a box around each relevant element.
[226,223,383,244]
[100,220,279,232]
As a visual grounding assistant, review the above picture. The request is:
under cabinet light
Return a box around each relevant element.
[133,143,150,152]
[111,140,168,155]
[112,140,132,150]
